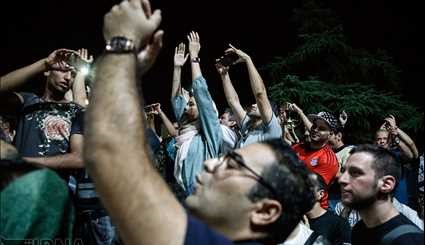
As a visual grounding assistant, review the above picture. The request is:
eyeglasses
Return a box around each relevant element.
[219,151,277,197]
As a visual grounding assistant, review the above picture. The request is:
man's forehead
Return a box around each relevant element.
[237,144,276,170]
[346,152,374,170]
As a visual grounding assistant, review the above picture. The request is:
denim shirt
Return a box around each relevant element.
[171,76,222,194]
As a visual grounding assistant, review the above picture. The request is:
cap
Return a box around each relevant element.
[308,112,339,132]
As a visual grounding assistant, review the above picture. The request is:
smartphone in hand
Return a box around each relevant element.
[216,52,239,66]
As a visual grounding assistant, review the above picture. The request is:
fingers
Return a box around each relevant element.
[187,31,200,42]
[152,30,164,49]
[228,43,238,50]
[177,42,185,54]
[141,0,151,15]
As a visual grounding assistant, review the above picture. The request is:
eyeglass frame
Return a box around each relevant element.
[217,151,277,197]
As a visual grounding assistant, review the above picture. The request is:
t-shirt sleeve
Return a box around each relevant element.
[18,92,40,108]
[262,113,282,139]
[185,214,232,245]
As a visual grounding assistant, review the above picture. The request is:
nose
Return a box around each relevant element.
[203,158,221,173]
[64,71,72,81]
[338,170,349,186]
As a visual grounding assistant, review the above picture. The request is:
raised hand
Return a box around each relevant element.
[339,110,348,127]
[215,61,229,76]
[45,49,77,71]
[77,49,94,64]
[153,103,161,114]
[187,31,201,58]
[103,0,162,51]
[384,114,397,128]
[226,44,251,63]
[174,43,189,67]
[137,30,164,75]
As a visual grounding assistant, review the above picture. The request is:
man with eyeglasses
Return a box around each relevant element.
[292,112,339,209]
[84,1,316,244]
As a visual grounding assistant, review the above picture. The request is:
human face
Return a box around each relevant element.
[183,96,199,122]
[185,143,276,224]
[338,152,380,209]
[328,132,342,150]
[310,119,332,144]
[45,69,76,94]
[219,112,236,128]
[375,131,390,149]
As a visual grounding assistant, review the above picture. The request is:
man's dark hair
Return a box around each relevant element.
[223,108,236,121]
[311,172,327,191]
[350,144,401,194]
[247,139,315,243]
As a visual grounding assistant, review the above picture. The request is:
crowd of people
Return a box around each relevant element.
[1,0,423,244]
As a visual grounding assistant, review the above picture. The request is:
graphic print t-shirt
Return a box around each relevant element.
[14,92,84,157]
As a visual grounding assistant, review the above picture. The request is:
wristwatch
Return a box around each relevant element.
[105,36,136,53]
[394,136,401,145]
[191,57,201,63]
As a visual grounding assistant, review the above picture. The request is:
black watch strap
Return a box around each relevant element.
[191,57,200,63]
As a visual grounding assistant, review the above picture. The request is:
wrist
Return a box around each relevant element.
[190,53,199,58]
[105,36,138,54]
[190,57,201,63]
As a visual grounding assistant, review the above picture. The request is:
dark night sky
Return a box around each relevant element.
[2,0,423,118]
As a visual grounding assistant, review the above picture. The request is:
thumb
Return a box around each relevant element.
[149,9,162,30]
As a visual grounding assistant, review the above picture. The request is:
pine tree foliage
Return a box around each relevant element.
[263,0,422,144]
[268,75,423,144]
[263,0,401,91]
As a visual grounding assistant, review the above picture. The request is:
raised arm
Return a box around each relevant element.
[188,31,202,80]
[153,103,178,137]
[71,48,93,107]
[1,49,76,93]
[216,63,246,124]
[187,31,222,157]
[290,103,313,132]
[385,115,419,160]
[84,1,186,245]
[171,43,188,100]
[228,44,273,123]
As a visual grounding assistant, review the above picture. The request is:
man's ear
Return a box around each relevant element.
[44,71,51,77]
[379,175,397,194]
[318,189,325,201]
[250,199,282,226]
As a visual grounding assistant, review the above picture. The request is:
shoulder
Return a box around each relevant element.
[320,145,338,162]
[18,92,41,106]
[185,214,233,245]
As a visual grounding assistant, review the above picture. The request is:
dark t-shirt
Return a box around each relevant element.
[309,211,351,245]
[352,214,423,245]
[185,215,264,245]
[14,92,84,157]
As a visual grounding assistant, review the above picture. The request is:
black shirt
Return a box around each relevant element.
[352,214,423,245]
[309,211,351,245]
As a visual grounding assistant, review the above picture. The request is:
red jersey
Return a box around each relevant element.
[292,143,339,209]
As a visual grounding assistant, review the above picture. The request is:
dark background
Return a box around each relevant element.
[2,0,423,120]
